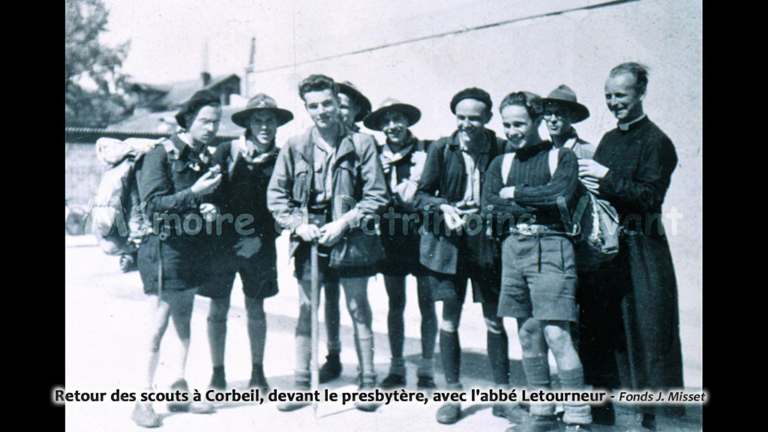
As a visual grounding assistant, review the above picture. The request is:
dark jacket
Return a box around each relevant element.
[414,129,508,274]
[135,134,212,292]
[210,136,279,247]
[267,125,389,258]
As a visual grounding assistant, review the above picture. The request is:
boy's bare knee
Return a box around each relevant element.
[543,324,572,351]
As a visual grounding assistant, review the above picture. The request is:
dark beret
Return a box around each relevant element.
[175,89,221,129]
[450,87,493,114]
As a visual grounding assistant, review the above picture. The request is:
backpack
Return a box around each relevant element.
[499,148,620,271]
[92,137,165,255]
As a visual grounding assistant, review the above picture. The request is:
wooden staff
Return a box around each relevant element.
[310,241,320,417]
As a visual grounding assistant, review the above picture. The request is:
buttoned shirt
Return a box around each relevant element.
[457,137,490,209]
[310,128,337,210]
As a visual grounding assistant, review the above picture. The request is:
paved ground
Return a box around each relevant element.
[63,234,703,431]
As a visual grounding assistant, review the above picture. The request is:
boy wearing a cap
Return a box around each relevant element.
[198,94,294,394]
[267,75,388,412]
[364,99,438,390]
[132,90,223,427]
[415,88,523,425]
[315,80,374,383]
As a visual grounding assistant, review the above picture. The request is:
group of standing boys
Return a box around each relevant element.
[130,63,684,432]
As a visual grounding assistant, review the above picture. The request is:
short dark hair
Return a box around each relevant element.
[298,74,339,101]
[610,62,650,95]
[499,91,543,120]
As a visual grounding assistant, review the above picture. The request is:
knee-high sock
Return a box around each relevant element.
[247,315,266,365]
[440,330,461,386]
[487,330,510,386]
[207,318,227,368]
[559,367,592,425]
[358,336,376,385]
[295,335,311,385]
[522,356,554,416]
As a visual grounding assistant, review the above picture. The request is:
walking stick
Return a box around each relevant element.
[310,241,320,417]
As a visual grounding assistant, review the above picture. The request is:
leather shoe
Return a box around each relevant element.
[379,373,406,390]
[641,413,657,431]
[131,402,162,428]
[492,403,527,423]
[319,354,342,383]
[416,376,437,391]
[277,382,311,412]
[248,368,270,394]
[209,369,226,391]
[355,382,381,412]
[591,403,615,425]
[436,402,462,424]
[506,415,559,432]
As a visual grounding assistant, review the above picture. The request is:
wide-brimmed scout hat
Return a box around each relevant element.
[363,98,421,131]
[231,93,294,128]
[542,84,590,123]
[337,81,372,122]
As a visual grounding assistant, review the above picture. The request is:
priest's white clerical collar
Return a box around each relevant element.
[618,114,647,131]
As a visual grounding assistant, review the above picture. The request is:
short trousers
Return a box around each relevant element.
[378,226,425,277]
[422,250,501,305]
[497,233,578,322]
[197,238,279,300]
[138,235,211,295]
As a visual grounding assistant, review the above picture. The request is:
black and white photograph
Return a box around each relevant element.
[64,0,704,430]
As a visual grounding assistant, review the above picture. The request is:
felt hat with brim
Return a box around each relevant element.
[363,98,421,131]
[337,81,372,122]
[542,84,590,123]
[231,93,294,128]
[175,89,221,129]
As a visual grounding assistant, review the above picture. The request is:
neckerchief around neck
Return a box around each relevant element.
[382,134,417,191]
[174,133,210,165]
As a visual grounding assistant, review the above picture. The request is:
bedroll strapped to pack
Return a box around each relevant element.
[92,137,165,255]
[500,148,620,271]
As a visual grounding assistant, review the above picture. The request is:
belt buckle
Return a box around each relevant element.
[515,223,535,236]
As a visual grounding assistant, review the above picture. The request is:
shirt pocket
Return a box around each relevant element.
[293,160,310,201]
[335,161,357,196]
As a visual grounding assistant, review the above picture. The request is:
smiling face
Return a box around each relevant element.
[501,104,541,149]
[380,110,409,145]
[187,105,222,146]
[605,72,645,123]
[248,110,278,145]
[543,102,573,139]
[304,88,339,130]
[337,92,360,128]
[455,98,491,144]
